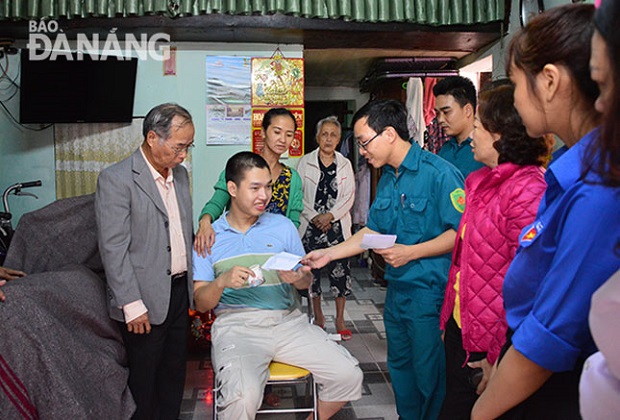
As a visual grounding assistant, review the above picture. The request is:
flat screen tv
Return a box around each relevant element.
[20,49,138,123]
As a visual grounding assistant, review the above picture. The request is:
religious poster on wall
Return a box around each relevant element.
[251,54,304,107]
[251,50,305,156]
[251,108,304,157]
[205,56,252,145]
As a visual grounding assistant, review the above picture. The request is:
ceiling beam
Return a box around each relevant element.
[1,14,503,52]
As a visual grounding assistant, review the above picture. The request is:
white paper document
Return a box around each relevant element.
[360,234,397,250]
[262,252,303,271]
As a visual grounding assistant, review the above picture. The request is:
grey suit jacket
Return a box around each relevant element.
[95,148,194,324]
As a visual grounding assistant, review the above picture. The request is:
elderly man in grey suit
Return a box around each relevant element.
[96,103,195,420]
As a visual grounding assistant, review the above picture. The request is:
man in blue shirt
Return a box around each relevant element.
[434,76,484,178]
[193,152,362,420]
[304,100,465,420]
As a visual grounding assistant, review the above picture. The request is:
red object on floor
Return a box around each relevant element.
[188,309,216,351]
[338,329,353,341]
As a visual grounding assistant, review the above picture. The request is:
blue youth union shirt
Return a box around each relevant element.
[503,128,620,372]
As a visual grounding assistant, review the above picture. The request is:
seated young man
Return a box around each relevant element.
[193,151,363,420]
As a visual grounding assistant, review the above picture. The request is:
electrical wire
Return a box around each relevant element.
[0,100,53,131]
[0,85,18,102]
[0,53,20,89]
[0,52,8,80]
[0,51,53,131]
[0,54,20,102]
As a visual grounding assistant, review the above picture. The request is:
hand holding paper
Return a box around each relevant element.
[360,234,397,250]
[262,252,303,271]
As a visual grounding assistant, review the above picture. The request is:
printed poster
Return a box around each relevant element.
[206,56,252,145]
[251,56,304,107]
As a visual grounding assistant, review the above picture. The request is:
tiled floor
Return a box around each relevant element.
[180,261,398,419]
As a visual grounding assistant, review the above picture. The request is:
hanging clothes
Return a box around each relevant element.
[340,130,353,160]
[423,77,438,126]
[425,117,450,154]
[406,77,426,146]
[351,156,370,226]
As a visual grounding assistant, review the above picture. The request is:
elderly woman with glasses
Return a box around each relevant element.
[296,116,355,340]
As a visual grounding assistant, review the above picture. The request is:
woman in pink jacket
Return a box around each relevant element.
[438,81,548,419]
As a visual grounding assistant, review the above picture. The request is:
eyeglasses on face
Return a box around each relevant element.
[167,142,195,155]
[152,131,195,155]
[358,130,384,150]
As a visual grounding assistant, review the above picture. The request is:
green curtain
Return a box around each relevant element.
[1,0,504,25]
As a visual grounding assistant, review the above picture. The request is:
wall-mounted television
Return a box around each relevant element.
[19,49,138,124]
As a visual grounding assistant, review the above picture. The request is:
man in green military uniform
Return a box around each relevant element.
[303,99,464,420]
[434,76,484,178]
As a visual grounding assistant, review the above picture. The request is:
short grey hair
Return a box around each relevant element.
[315,116,341,139]
[143,103,193,141]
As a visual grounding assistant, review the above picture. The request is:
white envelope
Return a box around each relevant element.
[360,234,397,250]
[261,252,303,271]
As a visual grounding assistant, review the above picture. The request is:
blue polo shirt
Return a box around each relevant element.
[503,128,620,372]
[193,212,305,313]
[437,137,484,179]
[367,142,465,292]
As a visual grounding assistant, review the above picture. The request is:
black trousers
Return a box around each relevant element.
[438,316,486,420]
[498,329,584,420]
[119,274,189,420]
